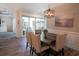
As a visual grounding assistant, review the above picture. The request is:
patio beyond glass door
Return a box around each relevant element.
[29,17,35,32]
[22,17,29,35]
[22,16,46,35]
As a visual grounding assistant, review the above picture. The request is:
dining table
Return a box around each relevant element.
[40,32,56,55]
[41,32,56,44]
[35,32,66,55]
[36,32,56,55]
[36,32,56,45]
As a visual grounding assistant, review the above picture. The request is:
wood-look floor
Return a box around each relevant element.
[0,34,79,56]
[0,35,30,56]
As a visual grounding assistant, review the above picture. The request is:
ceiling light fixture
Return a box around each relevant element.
[44,1,55,17]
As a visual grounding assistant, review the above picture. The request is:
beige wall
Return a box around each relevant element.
[15,10,22,38]
[47,3,79,32]
[46,4,79,51]
[7,17,13,32]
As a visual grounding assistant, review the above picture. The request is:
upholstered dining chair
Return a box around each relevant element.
[31,33,49,56]
[26,32,32,55]
[50,34,67,56]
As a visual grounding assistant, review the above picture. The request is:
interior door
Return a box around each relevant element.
[7,18,13,32]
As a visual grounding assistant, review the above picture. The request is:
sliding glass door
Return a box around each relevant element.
[36,18,41,30]
[22,16,46,35]
[36,18,46,30]
[22,17,29,35]
[29,17,35,32]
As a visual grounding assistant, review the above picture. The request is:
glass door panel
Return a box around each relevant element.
[22,16,46,34]
[29,17,35,32]
[22,17,29,33]
[40,18,45,29]
[36,18,41,30]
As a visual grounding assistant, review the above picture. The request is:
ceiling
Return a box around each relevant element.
[0,3,63,17]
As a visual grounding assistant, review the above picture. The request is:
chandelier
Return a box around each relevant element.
[44,3,55,17]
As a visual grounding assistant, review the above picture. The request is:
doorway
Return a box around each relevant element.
[22,16,46,36]
[22,16,35,36]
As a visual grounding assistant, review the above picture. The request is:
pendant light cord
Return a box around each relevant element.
[48,0,50,9]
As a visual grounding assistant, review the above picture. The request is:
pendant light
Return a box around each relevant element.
[44,2,55,17]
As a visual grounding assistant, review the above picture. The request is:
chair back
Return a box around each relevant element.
[55,34,66,51]
[26,32,32,44]
[31,33,41,53]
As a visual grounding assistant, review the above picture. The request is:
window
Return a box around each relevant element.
[22,16,46,32]
[29,17,35,32]
[22,17,30,31]
[40,18,46,29]
[36,18,41,29]
[36,18,46,30]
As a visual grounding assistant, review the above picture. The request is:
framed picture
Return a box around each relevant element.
[55,16,74,27]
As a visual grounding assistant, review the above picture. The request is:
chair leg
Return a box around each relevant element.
[32,51,33,55]
[59,48,64,56]
[26,42,28,48]
[62,48,64,56]
[37,53,41,56]
[31,48,35,55]
[30,45,33,55]
[30,48,32,55]
[54,52,58,56]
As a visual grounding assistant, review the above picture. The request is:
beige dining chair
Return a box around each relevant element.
[26,32,32,55]
[50,34,67,56]
[31,33,49,56]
